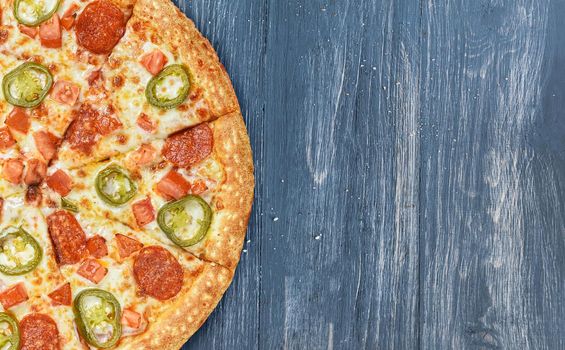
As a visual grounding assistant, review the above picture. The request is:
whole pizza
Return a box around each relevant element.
[0,0,254,347]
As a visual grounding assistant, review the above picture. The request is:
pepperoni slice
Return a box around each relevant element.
[162,124,213,168]
[24,159,47,186]
[65,104,121,154]
[20,313,60,350]
[6,107,30,134]
[46,169,73,196]
[48,283,71,306]
[86,235,108,258]
[33,131,60,162]
[115,234,143,258]
[0,127,15,150]
[133,246,183,300]
[75,0,125,54]
[132,197,155,227]
[47,210,87,265]
[156,170,190,200]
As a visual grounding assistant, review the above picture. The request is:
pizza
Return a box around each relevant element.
[0,0,253,347]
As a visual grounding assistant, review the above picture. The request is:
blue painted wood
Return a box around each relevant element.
[176,0,565,349]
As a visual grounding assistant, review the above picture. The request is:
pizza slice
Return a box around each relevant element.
[55,0,239,168]
[43,112,253,269]
[0,0,134,162]
[0,194,88,348]
[37,204,232,348]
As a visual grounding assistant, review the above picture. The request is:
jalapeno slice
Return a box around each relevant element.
[95,165,137,206]
[145,64,191,109]
[0,226,42,276]
[157,195,212,247]
[2,63,53,108]
[0,313,19,350]
[74,289,122,348]
[61,197,79,213]
[14,0,61,26]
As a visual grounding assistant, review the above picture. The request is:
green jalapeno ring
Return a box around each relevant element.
[73,289,122,349]
[157,195,212,247]
[61,197,79,213]
[95,165,137,207]
[145,64,191,109]
[0,312,20,350]
[14,0,61,26]
[0,226,42,276]
[2,62,53,108]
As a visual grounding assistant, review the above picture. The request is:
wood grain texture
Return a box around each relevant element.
[176,0,565,349]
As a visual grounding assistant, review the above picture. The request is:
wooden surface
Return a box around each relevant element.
[178,0,565,349]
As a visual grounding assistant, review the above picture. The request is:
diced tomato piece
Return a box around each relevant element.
[24,158,47,185]
[95,113,122,135]
[0,283,28,309]
[77,259,107,284]
[48,283,71,306]
[3,158,24,184]
[121,308,142,329]
[5,107,30,134]
[140,50,167,75]
[50,80,80,106]
[18,24,37,38]
[115,234,143,259]
[39,14,62,48]
[87,69,101,86]
[132,198,155,227]
[156,170,190,200]
[136,113,155,133]
[190,180,208,195]
[61,3,80,30]
[86,235,108,258]
[33,130,60,162]
[45,169,73,196]
[0,127,15,150]
[129,144,156,168]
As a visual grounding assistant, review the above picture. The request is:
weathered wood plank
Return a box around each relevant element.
[173,0,565,348]
[258,1,420,349]
[419,0,565,348]
[175,0,267,349]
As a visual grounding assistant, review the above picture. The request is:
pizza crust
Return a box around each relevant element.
[118,262,233,350]
[132,0,240,117]
[192,112,255,270]
[116,111,253,348]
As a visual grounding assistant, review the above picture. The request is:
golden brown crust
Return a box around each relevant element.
[131,0,240,117]
[118,262,233,350]
[187,111,254,270]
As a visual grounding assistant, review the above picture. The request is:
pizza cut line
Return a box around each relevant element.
[0,0,253,348]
